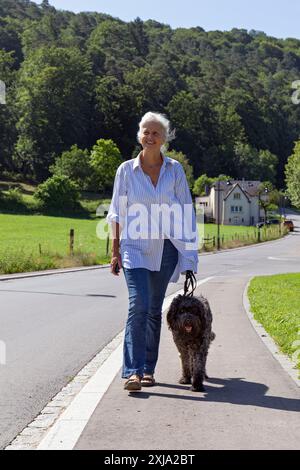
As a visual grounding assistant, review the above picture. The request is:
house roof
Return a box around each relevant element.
[223,182,251,203]
[211,180,261,199]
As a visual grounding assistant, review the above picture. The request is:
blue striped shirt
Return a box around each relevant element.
[106,152,198,283]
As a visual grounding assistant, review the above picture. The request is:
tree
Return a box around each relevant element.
[128,17,149,57]
[166,150,194,190]
[13,46,94,179]
[94,76,139,157]
[193,174,215,196]
[167,90,219,176]
[1,8,300,189]
[86,19,138,78]
[90,139,123,192]
[258,182,278,221]
[0,49,17,173]
[41,0,52,10]
[50,145,92,189]
[234,143,278,183]
[285,141,300,209]
[193,173,234,196]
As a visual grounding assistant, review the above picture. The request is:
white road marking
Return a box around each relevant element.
[6,276,214,451]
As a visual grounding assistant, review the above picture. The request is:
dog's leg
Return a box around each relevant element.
[190,338,210,392]
[205,331,215,379]
[190,352,205,391]
[191,362,206,391]
[177,347,191,384]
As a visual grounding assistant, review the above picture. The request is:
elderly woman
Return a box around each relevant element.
[107,112,198,391]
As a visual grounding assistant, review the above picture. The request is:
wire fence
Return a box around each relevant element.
[201,224,288,251]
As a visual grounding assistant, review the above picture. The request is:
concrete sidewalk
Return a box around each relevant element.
[74,276,300,450]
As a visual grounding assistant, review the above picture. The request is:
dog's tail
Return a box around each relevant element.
[210,331,216,342]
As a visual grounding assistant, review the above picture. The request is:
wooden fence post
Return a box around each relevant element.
[69,229,74,256]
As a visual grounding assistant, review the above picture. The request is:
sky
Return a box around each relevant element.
[39,0,300,39]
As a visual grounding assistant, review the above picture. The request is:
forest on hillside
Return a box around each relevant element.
[0,0,300,189]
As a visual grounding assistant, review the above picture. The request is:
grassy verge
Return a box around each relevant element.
[0,179,289,273]
[248,273,300,372]
[0,213,110,274]
[198,223,288,251]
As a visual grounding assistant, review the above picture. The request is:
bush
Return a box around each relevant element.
[0,187,31,213]
[50,145,92,189]
[4,187,24,204]
[34,174,80,210]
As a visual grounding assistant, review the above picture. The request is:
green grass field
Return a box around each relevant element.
[198,222,284,250]
[199,223,257,240]
[0,213,110,273]
[0,179,287,274]
[0,214,264,257]
[0,213,104,254]
[0,211,286,274]
[248,273,300,372]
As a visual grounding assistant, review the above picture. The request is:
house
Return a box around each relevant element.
[195,180,268,226]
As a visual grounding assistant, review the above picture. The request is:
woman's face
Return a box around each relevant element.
[140,121,165,152]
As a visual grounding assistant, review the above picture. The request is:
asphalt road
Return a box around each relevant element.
[0,211,299,449]
[76,277,300,450]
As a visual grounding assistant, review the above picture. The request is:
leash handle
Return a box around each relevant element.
[183,270,197,297]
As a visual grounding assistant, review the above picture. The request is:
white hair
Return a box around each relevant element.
[137,112,176,151]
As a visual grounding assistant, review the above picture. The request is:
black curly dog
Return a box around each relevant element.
[167,294,215,392]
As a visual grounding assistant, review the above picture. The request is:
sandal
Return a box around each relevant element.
[124,374,142,391]
[141,374,156,387]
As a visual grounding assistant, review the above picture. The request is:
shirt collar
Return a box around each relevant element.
[133,151,170,171]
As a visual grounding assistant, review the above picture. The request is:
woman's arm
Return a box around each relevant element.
[174,162,199,273]
[110,221,122,276]
[111,221,120,255]
[106,164,127,275]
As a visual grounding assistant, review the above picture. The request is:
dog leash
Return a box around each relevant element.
[183,270,197,297]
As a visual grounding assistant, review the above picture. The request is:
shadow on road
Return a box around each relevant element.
[128,377,300,412]
[0,289,116,298]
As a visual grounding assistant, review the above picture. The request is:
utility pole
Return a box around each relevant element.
[216,179,231,250]
[217,180,220,250]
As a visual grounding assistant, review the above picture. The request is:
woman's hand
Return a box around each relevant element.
[110,252,122,276]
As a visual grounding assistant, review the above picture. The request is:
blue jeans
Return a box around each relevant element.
[122,239,178,378]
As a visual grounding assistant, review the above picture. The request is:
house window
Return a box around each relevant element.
[239,206,242,212]
[231,206,234,212]
[229,218,231,222]
[234,193,241,199]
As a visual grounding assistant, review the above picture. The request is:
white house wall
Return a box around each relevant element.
[223,190,251,225]
[196,182,264,226]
